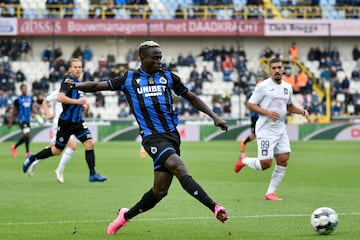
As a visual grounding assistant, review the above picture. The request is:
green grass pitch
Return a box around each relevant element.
[0,140,359,240]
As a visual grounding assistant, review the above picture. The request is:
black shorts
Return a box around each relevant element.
[250,116,258,134]
[142,130,181,172]
[55,119,92,150]
[19,122,30,134]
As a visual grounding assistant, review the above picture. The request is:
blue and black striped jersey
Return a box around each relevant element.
[108,68,188,138]
[59,75,84,123]
[247,91,259,119]
[14,95,33,123]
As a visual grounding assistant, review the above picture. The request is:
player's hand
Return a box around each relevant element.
[78,97,87,105]
[82,101,90,115]
[303,109,310,120]
[45,112,54,120]
[267,110,280,121]
[214,117,228,132]
[64,79,75,90]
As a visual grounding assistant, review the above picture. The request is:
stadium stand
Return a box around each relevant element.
[3,0,355,20]
[2,1,360,121]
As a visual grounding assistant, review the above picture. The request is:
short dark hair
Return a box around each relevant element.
[269,57,282,66]
[138,40,160,55]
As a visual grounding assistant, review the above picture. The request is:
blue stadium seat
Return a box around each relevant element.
[22,9,36,19]
[73,8,83,19]
[320,0,330,6]
[150,9,164,19]
[226,9,233,19]
[217,9,225,19]
[271,0,281,6]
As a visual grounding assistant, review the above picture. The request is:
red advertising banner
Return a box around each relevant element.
[15,18,360,37]
[17,19,264,36]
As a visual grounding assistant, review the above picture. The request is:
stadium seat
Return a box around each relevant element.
[319,0,330,6]
[150,9,163,19]
[233,0,246,5]
[73,8,83,19]
[217,9,225,20]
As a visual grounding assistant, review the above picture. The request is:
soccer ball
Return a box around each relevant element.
[310,207,338,235]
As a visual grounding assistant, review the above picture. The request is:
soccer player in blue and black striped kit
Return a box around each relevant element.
[22,58,107,182]
[8,84,33,157]
[65,41,229,235]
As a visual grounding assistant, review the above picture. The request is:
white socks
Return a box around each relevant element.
[30,159,42,169]
[242,157,262,170]
[266,165,286,194]
[57,148,74,172]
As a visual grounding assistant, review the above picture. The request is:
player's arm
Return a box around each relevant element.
[182,91,228,131]
[65,73,126,92]
[7,100,18,128]
[57,92,87,105]
[7,105,15,128]
[42,98,54,119]
[287,103,309,119]
[76,81,111,92]
[247,101,281,121]
[82,100,90,115]
[247,101,280,121]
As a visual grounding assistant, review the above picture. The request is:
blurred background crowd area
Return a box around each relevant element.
[0,0,359,20]
[0,0,360,124]
[1,36,360,124]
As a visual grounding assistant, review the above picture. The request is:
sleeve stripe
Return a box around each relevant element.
[107,80,114,90]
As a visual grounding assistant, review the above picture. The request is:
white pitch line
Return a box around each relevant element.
[1,212,359,226]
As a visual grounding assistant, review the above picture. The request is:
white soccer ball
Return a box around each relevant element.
[310,207,338,235]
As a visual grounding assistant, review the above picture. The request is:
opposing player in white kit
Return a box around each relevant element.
[234,57,309,201]
[28,90,85,183]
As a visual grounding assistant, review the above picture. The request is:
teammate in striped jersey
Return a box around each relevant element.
[27,89,79,183]
[22,58,107,182]
[8,83,34,157]
[64,41,229,234]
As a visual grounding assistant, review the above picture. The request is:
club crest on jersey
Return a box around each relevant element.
[151,146,157,154]
[148,77,154,84]
[159,77,167,84]
[284,88,288,94]
[261,149,268,156]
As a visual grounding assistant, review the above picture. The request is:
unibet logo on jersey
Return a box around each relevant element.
[136,77,168,97]
[137,85,167,97]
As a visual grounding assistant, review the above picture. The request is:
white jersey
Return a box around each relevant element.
[45,90,62,131]
[248,77,293,136]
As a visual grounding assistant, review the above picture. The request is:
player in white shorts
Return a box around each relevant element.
[234,57,309,201]
[28,89,86,183]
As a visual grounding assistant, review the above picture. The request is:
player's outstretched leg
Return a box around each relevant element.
[89,173,107,182]
[106,208,129,235]
[10,145,17,157]
[22,154,33,173]
[234,153,246,173]
[54,168,64,183]
[214,204,228,223]
[27,160,41,177]
[264,193,283,201]
[240,140,246,153]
